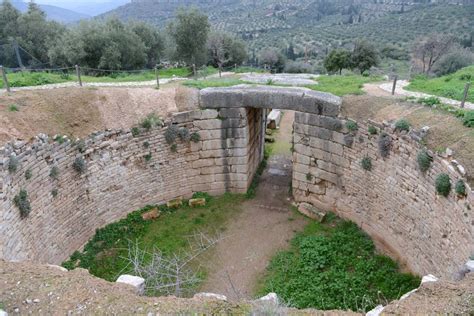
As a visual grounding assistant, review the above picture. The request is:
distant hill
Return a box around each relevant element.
[101,0,474,57]
[11,0,90,23]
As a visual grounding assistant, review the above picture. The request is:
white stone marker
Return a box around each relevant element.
[116,275,145,295]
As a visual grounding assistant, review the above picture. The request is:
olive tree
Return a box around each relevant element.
[323,48,351,74]
[207,31,247,75]
[412,34,456,74]
[350,39,379,74]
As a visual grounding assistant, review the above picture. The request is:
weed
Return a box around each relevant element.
[306,173,313,181]
[50,166,60,180]
[170,144,178,152]
[140,113,163,131]
[394,119,410,132]
[72,157,86,174]
[190,132,201,143]
[266,79,274,85]
[435,174,451,197]
[165,125,179,145]
[76,140,86,153]
[144,153,152,162]
[178,127,191,142]
[378,133,392,158]
[25,169,32,180]
[52,188,58,198]
[14,189,31,218]
[246,147,271,199]
[143,141,150,149]
[8,155,19,173]
[361,156,372,171]
[131,127,140,137]
[417,150,433,173]
[346,120,358,132]
[8,104,19,112]
[54,135,66,144]
[417,96,441,107]
[455,180,467,197]
[368,125,378,135]
[463,111,474,128]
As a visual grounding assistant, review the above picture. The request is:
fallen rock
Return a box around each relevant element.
[167,197,183,209]
[141,208,160,221]
[465,260,474,272]
[193,293,227,301]
[258,293,279,305]
[116,275,145,295]
[297,202,326,221]
[188,198,206,207]
[421,274,439,284]
[46,264,68,272]
[0,309,8,316]
[366,304,384,316]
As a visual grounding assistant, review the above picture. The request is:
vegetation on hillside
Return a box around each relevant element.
[307,75,383,96]
[257,213,420,312]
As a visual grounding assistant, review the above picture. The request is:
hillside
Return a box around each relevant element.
[11,0,90,23]
[101,0,474,57]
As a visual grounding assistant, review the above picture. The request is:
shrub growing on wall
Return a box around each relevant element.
[25,169,32,180]
[76,140,86,153]
[394,119,410,132]
[50,166,60,180]
[14,189,31,218]
[73,157,87,174]
[178,127,191,142]
[455,180,467,197]
[435,174,451,197]
[8,155,19,173]
[346,120,358,133]
[417,150,433,173]
[368,125,378,135]
[378,133,392,158]
[165,125,179,145]
[361,156,372,171]
[190,132,201,143]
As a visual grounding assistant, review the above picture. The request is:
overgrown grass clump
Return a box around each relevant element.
[62,194,245,285]
[257,214,420,312]
[435,174,451,197]
[306,74,383,96]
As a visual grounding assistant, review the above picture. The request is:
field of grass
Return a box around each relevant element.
[0,67,196,89]
[256,213,420,312]
[62,193,245,295]
[307,75,383,96]
[406,66,474,103]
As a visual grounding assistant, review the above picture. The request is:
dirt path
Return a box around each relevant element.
[200,111,308,300]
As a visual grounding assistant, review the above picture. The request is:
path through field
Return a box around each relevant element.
[199,111,308,300]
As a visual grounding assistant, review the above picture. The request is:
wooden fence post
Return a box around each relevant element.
[75,65,82,87]
[192,64,196,78]
[391,75,398,96]
[461,82,471,108]
[155,65,160,89]
[0,66,11,93]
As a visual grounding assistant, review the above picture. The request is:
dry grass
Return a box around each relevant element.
[343,95,474,185]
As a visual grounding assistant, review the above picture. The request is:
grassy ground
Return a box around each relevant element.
[256,213,420,312]
[0,67,195,88]
[306,75,384,96]
[62,193,246,295]
[183,77,245,89]
[406,66,474,103]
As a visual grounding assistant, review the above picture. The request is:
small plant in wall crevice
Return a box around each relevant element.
[394,119,410,132]
[455,180,467,198]
[14,189,31,218]
[72,157,87,174]
[361,156,372,171]
[417,149,433,173]
[165,125,179,145]
[8,155,19,173]
[345,120,358,133]
[144,153,152,162]
[368,125,378,135]
[435,174,451,197]
[25,169,33,180]
[170,144,178,153]
[52,189,59,198]
[190,132,201,143]
[306,173,313,181]
[378,133,392,158]
[178,127,191,142]
[50,166,60,180]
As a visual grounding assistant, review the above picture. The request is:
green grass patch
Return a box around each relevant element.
[256,214,420,312]
[62,194,245,291]
[234,66,267,74]
[183,77,245,89]
[0,71,71,88]
[406,66,474,103]
[306,74,383,96]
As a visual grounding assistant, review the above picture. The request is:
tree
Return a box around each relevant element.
[130,21,165,68]
[168,8,210,66]
[207,31,247,75]
[433,48,474,76]
[324,49,351,74]
[350,39,379,74]
[412,34,456,74]
[0,0,20,39]
[259,47,286,73]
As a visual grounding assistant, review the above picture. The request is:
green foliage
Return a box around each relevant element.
[407,66,474,104]
[25,169,32,180]
[207,31,248,68]
[165,125,179,145]
[170,143,178,152]
[50,166,60,180]
[455,180,467,197]
[52,188,58,198]
[416,150,433,173]
[259,47,286,73]
[306,173,313,181]
[258,217,420,311]
[266,79,274,85]
[72,157,86,174]
[61,194,245,284]
[140,113,163,131]
[8,104,19,112]
[350,39,380,74]
[14,189,31,218]
[361,156,372,171]
[192,191,212,202]
[143,141,150,148]
[178,127,191,142]
[8,155,19,173]
[190,132,201,143]
[463,111,474,128]
[433,49,474,76]
[378,133,391,158]
[307,74,383,96]
[345,120,358,132]
[416,96,441,106]
[324,49,351,74]
[368,125,378,135]
[183,77,244,89]
[131,127,140,137]
[394,119,410,132]
[435,174,451,197]
[284,61,314,74]
[144,153,152,162]
[76,140,86,153]
[54,135,66,144]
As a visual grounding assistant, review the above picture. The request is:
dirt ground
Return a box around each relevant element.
[342,94,474,185]
[199,111,309,300]
[0,84,198,144]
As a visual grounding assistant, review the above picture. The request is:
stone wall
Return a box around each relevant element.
[292,112,474,278]
[0,107,257,264]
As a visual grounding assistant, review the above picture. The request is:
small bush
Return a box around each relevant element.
[131,127,140,137]
[368,125,378,135]
[455,180,467,197]
[394,119,410,132]
[463,111,474,128]
[72,157,86,174]
[170,143,178,152]
[345,120,358,132]
[284,61,314,73]
[143,141,150,148]
[435,174,451,197]
[144,153,152,162]
[306,173,313,181]
[50,166,60,180]
[76,140,86,153]
[192,191,212,202]
[25,169,32,180]
[140,113,163,131]
[52,189,58,198]
[178,127,191,142]
[8,155,19,173]
[54,135,66,144]
[165,125,179,145]
[417,150,433,173]
[190,132,201,143]
[8,104,19,112]
[361,156,372,171]
[378,133,392,158]
[417,96,441,106]
[14,189,31,218]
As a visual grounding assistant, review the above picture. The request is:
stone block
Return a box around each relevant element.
[142,208,160,221]
[167,197,183,208]
[116,275,145,295]
[193,292,227,301]
[189,198,206,207]
[298,202,326,221]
